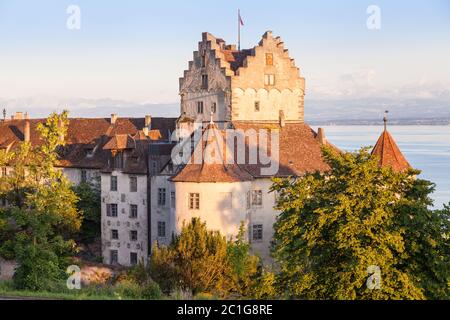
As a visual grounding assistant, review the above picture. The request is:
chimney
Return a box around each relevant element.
[24,119,30,142]
[14,112,23,120]
[143,127,149,137]
[111,114,118,125]
[145,115,152,129]
[317,128,327,145]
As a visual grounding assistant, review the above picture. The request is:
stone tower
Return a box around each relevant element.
[179,31,306,127]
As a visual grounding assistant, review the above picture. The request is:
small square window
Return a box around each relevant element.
[130,252,138,266]
[254,101,260,112]
[111,229,119,240]
[81,170,87,183]
[201,75,208,89]
[264,74,275,86]
[158,221,166,238]
[266,53,273,66]
[158,188,166,207]
[251,190,263,207]
[130,204,138,219]
[197,101,204,114]
[189,193,200,210]
[130,176,137,192]
[110,176,117,191]
[130,230,138,241]
[201,51,206,68]
[107,204,118,217]
[110,250,118,265]
[252,224,263,242]
[171,192,176,209]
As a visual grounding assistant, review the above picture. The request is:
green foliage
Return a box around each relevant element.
[0,111,83,291]
[72,182,101,243]
[150,218,263,299]
[271,146,434,300]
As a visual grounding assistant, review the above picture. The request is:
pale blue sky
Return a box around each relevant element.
[0,0,449,104]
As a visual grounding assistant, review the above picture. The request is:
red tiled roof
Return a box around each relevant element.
[171,122,333,182]
[371,130,411,172]
[171,123,254,183]
[0,117,177,172]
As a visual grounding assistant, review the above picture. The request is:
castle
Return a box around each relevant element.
[0,31,411,266]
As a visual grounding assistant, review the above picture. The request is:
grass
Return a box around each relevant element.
[0,281,128,300]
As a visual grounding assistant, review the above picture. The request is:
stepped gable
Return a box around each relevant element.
[372,129,411,172]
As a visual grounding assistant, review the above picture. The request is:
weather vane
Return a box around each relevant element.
[383,110,389,131]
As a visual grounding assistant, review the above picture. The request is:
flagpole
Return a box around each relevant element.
[238,9,241,51]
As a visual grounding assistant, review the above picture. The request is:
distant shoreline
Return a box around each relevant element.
[308,120,450,126]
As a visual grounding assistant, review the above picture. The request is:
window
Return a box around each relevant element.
[130,252,138,266]
[130,230,138,241]
[86,148,94,157]
[110,250,118,265]
[197,101,204,114]
[252,224,263,242]
[189,193,200,210]
[251,190,263,207]
[201,50,206,68]
[158,188,166,207]
[211,103,217,114]
[106,204,118,217]
[1,167,7,177]
[81,170,87,183]
[171,191,176,208]
[265,53,274,66]
[130,176,137,192]
[110,176,117,191]
[151,161,158,175]
[201,74,208,89]
[158,221,166,238]
[130,204,138,219]
[113,153,123,169]
[254,101,260,112]
[111,229,119,240]
[264,74,275,86]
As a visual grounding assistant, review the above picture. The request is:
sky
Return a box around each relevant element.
[0,0,449,112]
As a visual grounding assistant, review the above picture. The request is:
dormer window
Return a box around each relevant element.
[86,148,94,157]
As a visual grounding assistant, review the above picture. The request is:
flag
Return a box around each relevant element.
[239,11,244,26]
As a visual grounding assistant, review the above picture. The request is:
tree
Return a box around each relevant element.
[272,147,428,300]
[150,218,264,298]
[0,111,82,290]
[72,182,101,244]
[397,175,450,299]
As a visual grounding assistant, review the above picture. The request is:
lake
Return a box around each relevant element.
[312,126,450,209]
